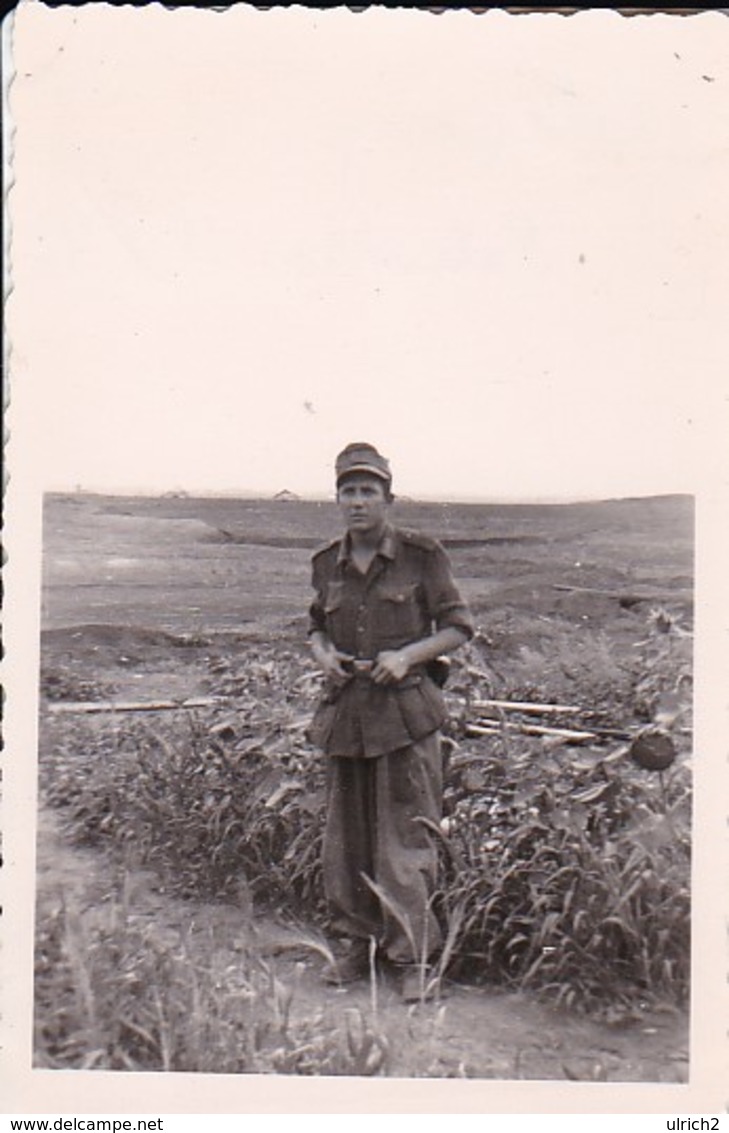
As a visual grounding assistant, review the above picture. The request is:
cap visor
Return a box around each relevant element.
[337,464,391,482]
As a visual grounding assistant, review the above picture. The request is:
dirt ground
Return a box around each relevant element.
[35,493,693,1081]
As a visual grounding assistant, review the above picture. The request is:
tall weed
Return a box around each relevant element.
[34,889,390,1074]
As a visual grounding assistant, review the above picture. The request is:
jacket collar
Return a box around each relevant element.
[337,523,397,565]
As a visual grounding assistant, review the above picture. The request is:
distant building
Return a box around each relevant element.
[274,489,300,502]
[162,490,189,499]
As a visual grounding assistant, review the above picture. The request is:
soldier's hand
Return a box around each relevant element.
[371,650,410,685]
[311,633,353,687]
[320,648,354,688]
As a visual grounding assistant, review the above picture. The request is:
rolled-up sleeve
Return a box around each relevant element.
[423,542,474,638]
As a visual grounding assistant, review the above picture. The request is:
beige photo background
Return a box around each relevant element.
[3,4,729,1113]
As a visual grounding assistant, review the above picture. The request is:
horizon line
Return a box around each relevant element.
[43,486,694,507]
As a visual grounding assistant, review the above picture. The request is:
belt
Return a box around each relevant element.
[343,659,375,676]
[341,658,426,688]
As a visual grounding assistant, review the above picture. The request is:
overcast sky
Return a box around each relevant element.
[8,7,729,501]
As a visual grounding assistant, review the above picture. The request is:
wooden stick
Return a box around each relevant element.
[467,721,598,743]
[46,697,218,715]
[463,665,494,684]
[554,584,635,597]
[577,723,632,740]
[472,699,583,715]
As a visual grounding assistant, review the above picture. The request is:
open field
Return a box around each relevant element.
[35,491,694,1079]
[42,491,693,635]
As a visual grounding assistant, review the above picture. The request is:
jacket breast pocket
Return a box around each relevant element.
[375,583,422,644]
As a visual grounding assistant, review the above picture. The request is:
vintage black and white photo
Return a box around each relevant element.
[4,4,728,1115]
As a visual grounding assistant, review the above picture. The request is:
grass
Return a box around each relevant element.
[35,850,480,1077]
[38,609,692,1024]
[35,881,393,1075]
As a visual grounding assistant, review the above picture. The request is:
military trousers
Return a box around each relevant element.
[322,731,443,965]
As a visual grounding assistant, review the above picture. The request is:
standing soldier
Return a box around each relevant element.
[308,443,474,1001]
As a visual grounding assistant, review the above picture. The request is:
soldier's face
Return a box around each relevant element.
[337,475,390,535]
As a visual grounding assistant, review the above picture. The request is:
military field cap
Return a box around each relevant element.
[335,442,392,486]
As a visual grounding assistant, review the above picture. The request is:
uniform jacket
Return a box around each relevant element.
[308,523,474,758]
